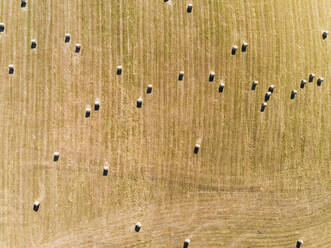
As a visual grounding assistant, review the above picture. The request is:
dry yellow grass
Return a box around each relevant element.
[0,0,330,247]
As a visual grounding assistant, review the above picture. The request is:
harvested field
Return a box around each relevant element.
[0,0,330,247]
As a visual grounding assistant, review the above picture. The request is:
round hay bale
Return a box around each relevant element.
[296,239,303,248]
[178,71,184,81]
[21,0,27,8]
[268,85,275,93]
[135,222,142,232]
[75,44,81,53]
[260,102,267,112]
[194,144,200,154]
[53,152,60,161]
[183,239,190,248]
[309,73,315,83]
[209,71,215,82]
[117,65,123,75]
[232,45,238,55]
[251,81,258,90]
[265,92,271,101]
[147,84,153,94]
[103,166,109,176]
[187,4,193,13]
[0,23,4,32]
[291,90,297,99]
[300,80,306,89]
[219,81,225,93]
[242,42,248,52]
[65,33,71,43]
[31,39,37,49]
[94,98,100,111]
[85,105,91,118]
[322,30,328,40]
[33,201,40,212]
[8,64,14,74]
[317,77,324,86]
[137,98,143,108]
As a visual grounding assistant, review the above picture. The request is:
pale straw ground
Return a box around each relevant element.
[0,0,330,247]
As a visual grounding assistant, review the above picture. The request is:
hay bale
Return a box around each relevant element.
[94,98,100,111]
[242,42,248,52]
[209,71,215,82]
[232,45,238,55]
[187,4,193,13]
[309,73,315,83]
[251,81,258,90]
[178,71,184,81]
[8,65,14,74]
[322,30,328,40]
[33,201,40,212]
[194,144,200,154]
[21,0,27,8]
[265,92,271,101]
[147,84,153,94]
[219,81,225,93]
[296,239,303,248]
[53,152,60,161]
[75,44,81,53]
[291,90,297,99]
[65,33,70,43]
[317,77,324,86]
[117,65,122,75]
[183,239,190,248]
[260,102,267,112]
[135,222,142,232]
[31,39,37,49]
[103,166,109,176]
[0,23,4,32]
[85,105,91,118]
[268,85,275,93]
[137,98,143,108]
[300,80,306,89]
